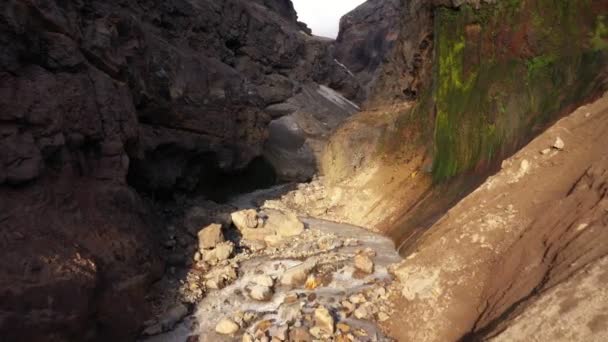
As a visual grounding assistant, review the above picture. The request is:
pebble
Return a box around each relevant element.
[215,317,240,335]
[251,274,275,287]
[141,323,163,336]
[159,304,188,329]
[354,306,369,319]
[314,306,335,334]
[349,294,366,304]
[309,327,324,339]
[248,284,274,301]
[268,324,288,340]
[377,312,390,322]
[289,327,313,342]
[337,322,351,333]
[280,259,317,286]
[231,209,259,230]
[354,254,374,274]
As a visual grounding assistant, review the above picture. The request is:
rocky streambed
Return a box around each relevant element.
[140,196,402,342]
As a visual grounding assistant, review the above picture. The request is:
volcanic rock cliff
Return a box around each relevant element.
[0,0,360,340]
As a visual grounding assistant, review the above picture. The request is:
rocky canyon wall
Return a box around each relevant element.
[0,0,360,340]
[319,0,608,241]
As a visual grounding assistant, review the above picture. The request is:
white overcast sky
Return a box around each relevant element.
[292,0,367,38]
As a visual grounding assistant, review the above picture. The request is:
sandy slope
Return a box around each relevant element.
[386,93,608,341]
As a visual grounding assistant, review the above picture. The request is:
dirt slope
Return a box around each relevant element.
[386,93,608,341]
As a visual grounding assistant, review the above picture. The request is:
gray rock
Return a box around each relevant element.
[264,102,298,118]
[142,323,163,336]
[159,304,189,330]
[263,84,360,182]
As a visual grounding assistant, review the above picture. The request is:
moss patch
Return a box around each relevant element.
[420,0,608,182]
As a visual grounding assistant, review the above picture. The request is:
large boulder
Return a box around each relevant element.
[263,83,360,181]
[261,209,305,238]
[231,209,305,245]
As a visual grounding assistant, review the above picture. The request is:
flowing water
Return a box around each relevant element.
[145,217,401,341]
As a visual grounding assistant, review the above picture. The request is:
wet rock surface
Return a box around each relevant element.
[142,208,401,342]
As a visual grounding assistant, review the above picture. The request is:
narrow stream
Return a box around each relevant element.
[144,217,401,341]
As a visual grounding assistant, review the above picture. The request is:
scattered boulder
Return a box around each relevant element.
[252,274,275,287]
[159,304,189,330]
[205,265,238,290]
[341,300,355,314]
[337,322,351,333]
[377,312,390,322]
[236,209,305,245]
[203,242,234,265]
[215,317,240,335]
[198,223,224,250]
[349,293,366,304]
[268,324,289,340]
[354,305,369,319]
[314,306,335,334]
[141,323,163,336]
[354,254,374,274]
[231,209,259,230]
[248,284,274,302]
[261,209,305,238]
[309,326,326,339]
[553,137,565,150]
[280,259,318,286]
[289,327,312,342]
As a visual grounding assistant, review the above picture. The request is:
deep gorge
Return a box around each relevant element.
[1,0,608,341]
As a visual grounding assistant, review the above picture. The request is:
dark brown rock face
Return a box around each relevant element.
[0,0,358,340]
[333,0,402,103]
